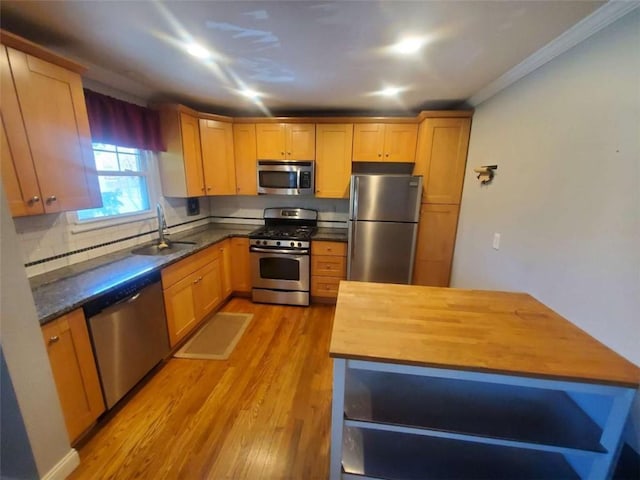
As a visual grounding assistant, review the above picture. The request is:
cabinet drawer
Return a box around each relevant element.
[161,243,219,289]
[311,275,342,298]
[312,241,346,256]
[312,255,346,277]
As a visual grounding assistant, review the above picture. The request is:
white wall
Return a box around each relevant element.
[454,9,639,365]
[0,184,75,477]
[452,10,639,448]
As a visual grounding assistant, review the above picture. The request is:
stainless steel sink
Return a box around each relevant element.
[131,241,196,256]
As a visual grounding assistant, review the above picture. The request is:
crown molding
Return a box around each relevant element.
[468,1,640,107]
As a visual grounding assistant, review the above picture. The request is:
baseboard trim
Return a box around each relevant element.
[41,449,80,480]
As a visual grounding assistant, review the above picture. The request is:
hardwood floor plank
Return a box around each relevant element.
[69,298,334,479]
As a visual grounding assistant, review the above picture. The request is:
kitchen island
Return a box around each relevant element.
[329,281,640,480]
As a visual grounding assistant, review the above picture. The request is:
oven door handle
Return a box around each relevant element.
[250,247,309,255]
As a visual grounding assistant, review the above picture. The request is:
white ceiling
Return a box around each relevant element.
[1,1,609,115]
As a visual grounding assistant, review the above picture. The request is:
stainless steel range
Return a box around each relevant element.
[250,208,318,306]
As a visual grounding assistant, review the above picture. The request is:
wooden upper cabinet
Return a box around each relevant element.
[384,124,419,162]
[414,117,471,204]
[315,124,353,198]
[233,124,257,195]
[158,108,208,198]
[200,119,236,195]
[352,123,418,162]
[180,113,205,196]
[0,44,101,216]
[256,123,315,160]
[413,203,460,287]
[286,123,315,159]
[42,309,105,443]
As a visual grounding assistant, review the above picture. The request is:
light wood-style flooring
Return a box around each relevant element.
[69,298,335,479]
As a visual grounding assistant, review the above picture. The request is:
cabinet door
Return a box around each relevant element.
[230,237,251,292]
[164,273,199,347]
[414,117,471,204]
[194,256,223,318]
[41,309,105,443]
[413,204,460,287]
[218,239,233,299]
[286,123,315,159]
[233,124,257,195]
[200,119,236,195]
[256,123,285,159]
[352,123,385,161]
[0,46,44,216]
[315,124,353,198]
[384,124,418,162]
[180,112,205,196]
[7,47,101,213]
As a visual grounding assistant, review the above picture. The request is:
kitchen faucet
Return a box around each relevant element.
[156,202,169,248]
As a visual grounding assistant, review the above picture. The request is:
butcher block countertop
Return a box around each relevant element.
[329,281,640,387]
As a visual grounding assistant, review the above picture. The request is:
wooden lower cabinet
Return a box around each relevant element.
[311,241,347,301]
[41,308,105,443]
[218,239,233,298]
[413,204,460,287]
[162,244,224,347]
[230,237,251,293]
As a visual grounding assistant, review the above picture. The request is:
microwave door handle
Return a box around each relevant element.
[297,170,301,194]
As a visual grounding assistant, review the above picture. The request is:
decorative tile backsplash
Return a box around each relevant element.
[15,194,348,278]
[15,196,211,277]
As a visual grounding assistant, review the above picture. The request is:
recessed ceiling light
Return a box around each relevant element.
[379,86,402,97]
[391,37,425,55]
[186,43,211,59]
[240,89,261,99]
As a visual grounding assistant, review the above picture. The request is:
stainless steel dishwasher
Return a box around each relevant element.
[83,271,169,409]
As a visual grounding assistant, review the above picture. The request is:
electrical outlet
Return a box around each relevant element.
[493,233,501,250]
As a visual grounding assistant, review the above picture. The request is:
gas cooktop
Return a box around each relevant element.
[249,225,317,241]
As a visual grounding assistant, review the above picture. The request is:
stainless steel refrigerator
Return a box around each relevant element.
[347,174,422,284]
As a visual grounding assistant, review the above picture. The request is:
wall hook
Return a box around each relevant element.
[473,165,498,184]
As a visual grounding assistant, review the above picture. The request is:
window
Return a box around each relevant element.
[77,143,151,221]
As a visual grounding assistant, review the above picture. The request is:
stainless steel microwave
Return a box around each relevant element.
[257,160,315,195]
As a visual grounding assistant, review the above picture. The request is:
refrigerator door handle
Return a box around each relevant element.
[353,176,360,222]
[347,221,356,280]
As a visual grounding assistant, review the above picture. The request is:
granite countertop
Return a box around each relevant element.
[313,227,348,242]
[30,223,348,325]
[30,223,256,325]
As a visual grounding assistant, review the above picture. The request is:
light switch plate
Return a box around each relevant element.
[493,233,501,250]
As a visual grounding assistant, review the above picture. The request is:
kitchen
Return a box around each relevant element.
[1,2,639,480]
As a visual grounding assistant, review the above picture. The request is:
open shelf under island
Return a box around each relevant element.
[328,281,640,480]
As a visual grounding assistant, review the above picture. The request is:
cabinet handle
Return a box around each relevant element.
[48,335,60,344]
[378,153,382,157]
[287,152,291,155]
[385,153,389,157]
[280,151,285,156]
[207,186,212,191]
[46,195,57,204]
[28,195,41,204]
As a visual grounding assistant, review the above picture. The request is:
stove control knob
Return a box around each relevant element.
[290,241,295,247]
[276,241,281,246]
[298,242,302,247]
